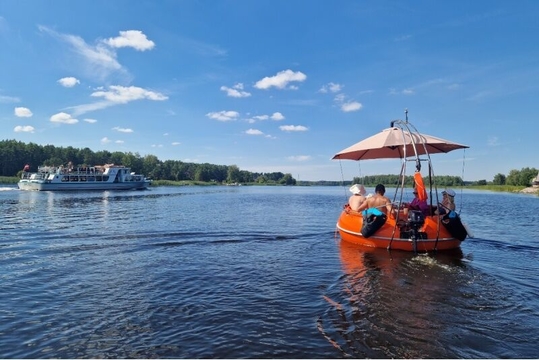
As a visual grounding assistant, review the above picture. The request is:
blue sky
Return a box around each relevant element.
[1,0,538,181]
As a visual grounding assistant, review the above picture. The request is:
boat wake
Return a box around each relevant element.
[0,187,18,191]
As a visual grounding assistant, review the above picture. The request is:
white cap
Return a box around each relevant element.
[442,189,456,197]
[349,184,366,195]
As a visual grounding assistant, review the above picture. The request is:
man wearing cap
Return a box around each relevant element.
[436,189,456,215]
[348,184,367,211]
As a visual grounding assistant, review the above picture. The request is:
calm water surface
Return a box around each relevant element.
[0,185,538,358]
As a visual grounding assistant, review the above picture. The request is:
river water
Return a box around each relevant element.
[0,185,538,358]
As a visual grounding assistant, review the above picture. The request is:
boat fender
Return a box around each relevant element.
[361,211,387,238]
[441,212,468,241]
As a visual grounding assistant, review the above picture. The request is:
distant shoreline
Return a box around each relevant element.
[2,176,537,195]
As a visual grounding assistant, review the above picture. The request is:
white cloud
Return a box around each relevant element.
[50,112,78,124]
[151,144,164,148]
[341,101,363,112]
[115,140,124,144]
[104,30,155,51]
[112,126,133,133]
[58,77,80,87]
[206,110,239,122]
[0,95,20,103]
[220,83,251,98]
[83,118,97,123]
[245,129,263,135]
[279,125,308,132]
[389,88,415,95]
[171,142,181,146]
[271,112,285,121]
[69,85,168,116]
[254,69,307,90]
[39,26,122,81]
[253,115,269,121]
[101,137,111,144]
[287,155,311,161]
[14,125,35,133]
[91,85,168,103]
[334,94,346,103]
[319,82,343,93]
[14,107,33,117]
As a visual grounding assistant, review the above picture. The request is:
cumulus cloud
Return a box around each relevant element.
[341,101,363,112]
[271,112,285,121]
[220,83,251,98]
[101,137,111,144]
[332,93,363,113]
[254,69,307,90]
[115,140,124,144]
[14,107,33,117]
[245,129,263,135]
[206,110,239,122]
[104,30,155,51]
[91,85,168,103]
[58,77,80,87]
[14,125,35,133]
[287,155,311,161]
[50,112,78,124]
[171,142,181,146]
[248,112,285,123]
[319,82,343,93]
[83,118,97,123]
[279,125,308,132]
[112,126,133,133]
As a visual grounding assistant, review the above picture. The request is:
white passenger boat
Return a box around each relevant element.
[18,164,151,191]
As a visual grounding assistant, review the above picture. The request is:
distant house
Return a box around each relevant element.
[533,171,539,187]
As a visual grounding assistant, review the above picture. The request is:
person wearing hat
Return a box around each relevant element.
[404,188,430,216]
[348,184,367,211]
[436,188,456,215]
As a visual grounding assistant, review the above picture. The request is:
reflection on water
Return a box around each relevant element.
[319,237,539,358]
[319,241,466,358]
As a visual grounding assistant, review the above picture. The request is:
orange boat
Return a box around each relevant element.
[332,111,471,252]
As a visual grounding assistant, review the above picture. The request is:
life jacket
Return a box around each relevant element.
[414,172,428,202]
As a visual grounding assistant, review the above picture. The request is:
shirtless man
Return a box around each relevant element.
[348,184,366,211]
[357,184,392,215]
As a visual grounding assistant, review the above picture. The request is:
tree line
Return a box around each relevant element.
[351,174,465,188]
[489,167,538,186]
[0,140,296,185]
[350,168,539,188]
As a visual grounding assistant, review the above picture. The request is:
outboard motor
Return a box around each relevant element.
[408,210,425,231]
[408,210,426,251]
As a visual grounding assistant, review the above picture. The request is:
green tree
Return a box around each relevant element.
[227,165,240,183]
[492,173,506,185]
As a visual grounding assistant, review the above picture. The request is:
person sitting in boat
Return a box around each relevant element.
[357,184,392,215]
[404,189,430,216]
[348,184,367,211]
[436,189,456,215]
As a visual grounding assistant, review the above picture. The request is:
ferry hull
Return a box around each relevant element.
[18,180,150,191]
[336,208,463,252]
